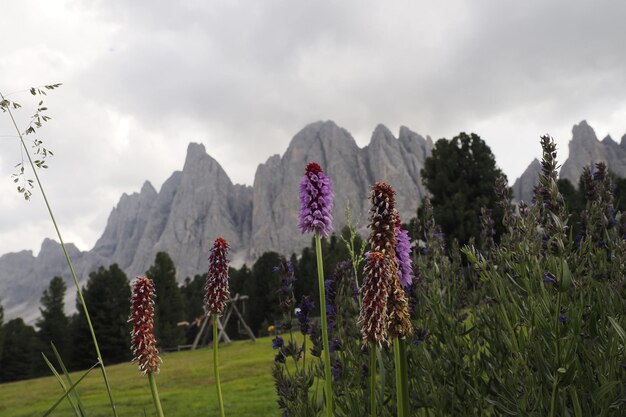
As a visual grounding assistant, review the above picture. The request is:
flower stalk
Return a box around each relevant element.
[205,237,230,417]
[213,315,225,417]
[316,230,335,415]
[298,162,335,415]
[130,276,164,416]
[148,372,165,417]
[370,348,377,417]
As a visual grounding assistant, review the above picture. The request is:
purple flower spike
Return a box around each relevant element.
[395,217,414,288]
[298,162,334,237]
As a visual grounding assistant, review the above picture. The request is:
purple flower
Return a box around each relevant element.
[329,337,341,353]
[413,327,428,347]
[559,315,567,324]
[295,296,315,335]
[274,353,286,363]
[298,162,334,237]
[331,359,342,381]
[395,221,414,289]
[543,271,558,288]
[275,256,296,312]
[272,336,284,350]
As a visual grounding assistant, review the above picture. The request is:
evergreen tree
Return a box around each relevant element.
[180,274,206,344]
[0,301,4,361]
[244,251,282,334]
[227,265,253,339]
[72,264,131,369]
[36,277,70,364]
[421,132,505,246]
[181,274,205,323]
[0,319,39,382]
[146,252,185,349]
[229,264,251,298]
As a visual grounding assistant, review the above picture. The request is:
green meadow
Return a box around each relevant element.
[0,337,279,417]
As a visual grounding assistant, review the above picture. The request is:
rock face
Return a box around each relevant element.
[0,121,433,322]
[560,120,626,184]
[513,121,626,201]
[511,158,541,202]
[250,122,432,258]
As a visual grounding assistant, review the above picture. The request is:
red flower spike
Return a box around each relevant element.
[129,275,162,375]
[205,237,230,316]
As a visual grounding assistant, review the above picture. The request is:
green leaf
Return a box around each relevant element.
[41,353,82,417]
[51,342,87,416]
[43,363,99,417]
[608,316,626,345]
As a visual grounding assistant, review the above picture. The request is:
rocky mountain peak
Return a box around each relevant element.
[2,121,434,322]
[284,121,359,167]
[370,124,396,147]
[140,181,157,196]
[571,120,598,147]
[512,158,542,202]
[515,121,626,201]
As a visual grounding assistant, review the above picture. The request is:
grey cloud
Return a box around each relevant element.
[2,0,626,255]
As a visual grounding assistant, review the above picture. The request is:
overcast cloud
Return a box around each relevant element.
[1,0,626,255]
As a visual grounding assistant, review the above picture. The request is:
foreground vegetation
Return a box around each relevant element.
[0,337,278,417]
[1,88,624,416]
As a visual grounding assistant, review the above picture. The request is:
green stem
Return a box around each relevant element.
[1,93,118,417]
[370,348,377,417]
[549,292,563,417]
[148,372,165,417]
[399,339,410,414]
[315,231,335,416]
[213,315,225,417]
[393,339,406,417]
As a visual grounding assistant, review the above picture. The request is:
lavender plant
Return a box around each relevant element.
[461,135,626,416]
[272,257,322,417]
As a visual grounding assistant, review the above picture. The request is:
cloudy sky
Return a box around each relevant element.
[1,0,626,256]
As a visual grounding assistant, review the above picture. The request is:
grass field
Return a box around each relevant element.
[0,336,281,417]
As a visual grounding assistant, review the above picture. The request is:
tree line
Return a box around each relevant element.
[0,232,363,383]
[1,132,625,384]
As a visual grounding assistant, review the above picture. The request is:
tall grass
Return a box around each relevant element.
[1,89,118,416]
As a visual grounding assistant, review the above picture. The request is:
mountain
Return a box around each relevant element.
[0,121,433,322]
[511,158,541,203]
[512,121,626,201]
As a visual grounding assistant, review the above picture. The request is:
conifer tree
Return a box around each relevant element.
[146,252,185,349]
[421,132,505,246]
[37,277,70,362]
[244,251,282,334]
[0,302,4,361]
[0,319,39,382]
[72,264,131,369]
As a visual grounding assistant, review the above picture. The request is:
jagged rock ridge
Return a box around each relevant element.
[0,121,433,322]
[512,120,626,201]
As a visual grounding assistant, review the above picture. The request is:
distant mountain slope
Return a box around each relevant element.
[0,121,433,321]
[512,120,626,201]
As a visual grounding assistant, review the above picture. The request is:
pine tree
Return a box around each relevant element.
[421,132,505,246]
[146,252,185,349]
[0,301,4,362]
[36,277,70,364]
[244,251,282,334]
[71,264,131,369]
[0,319,39,382]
